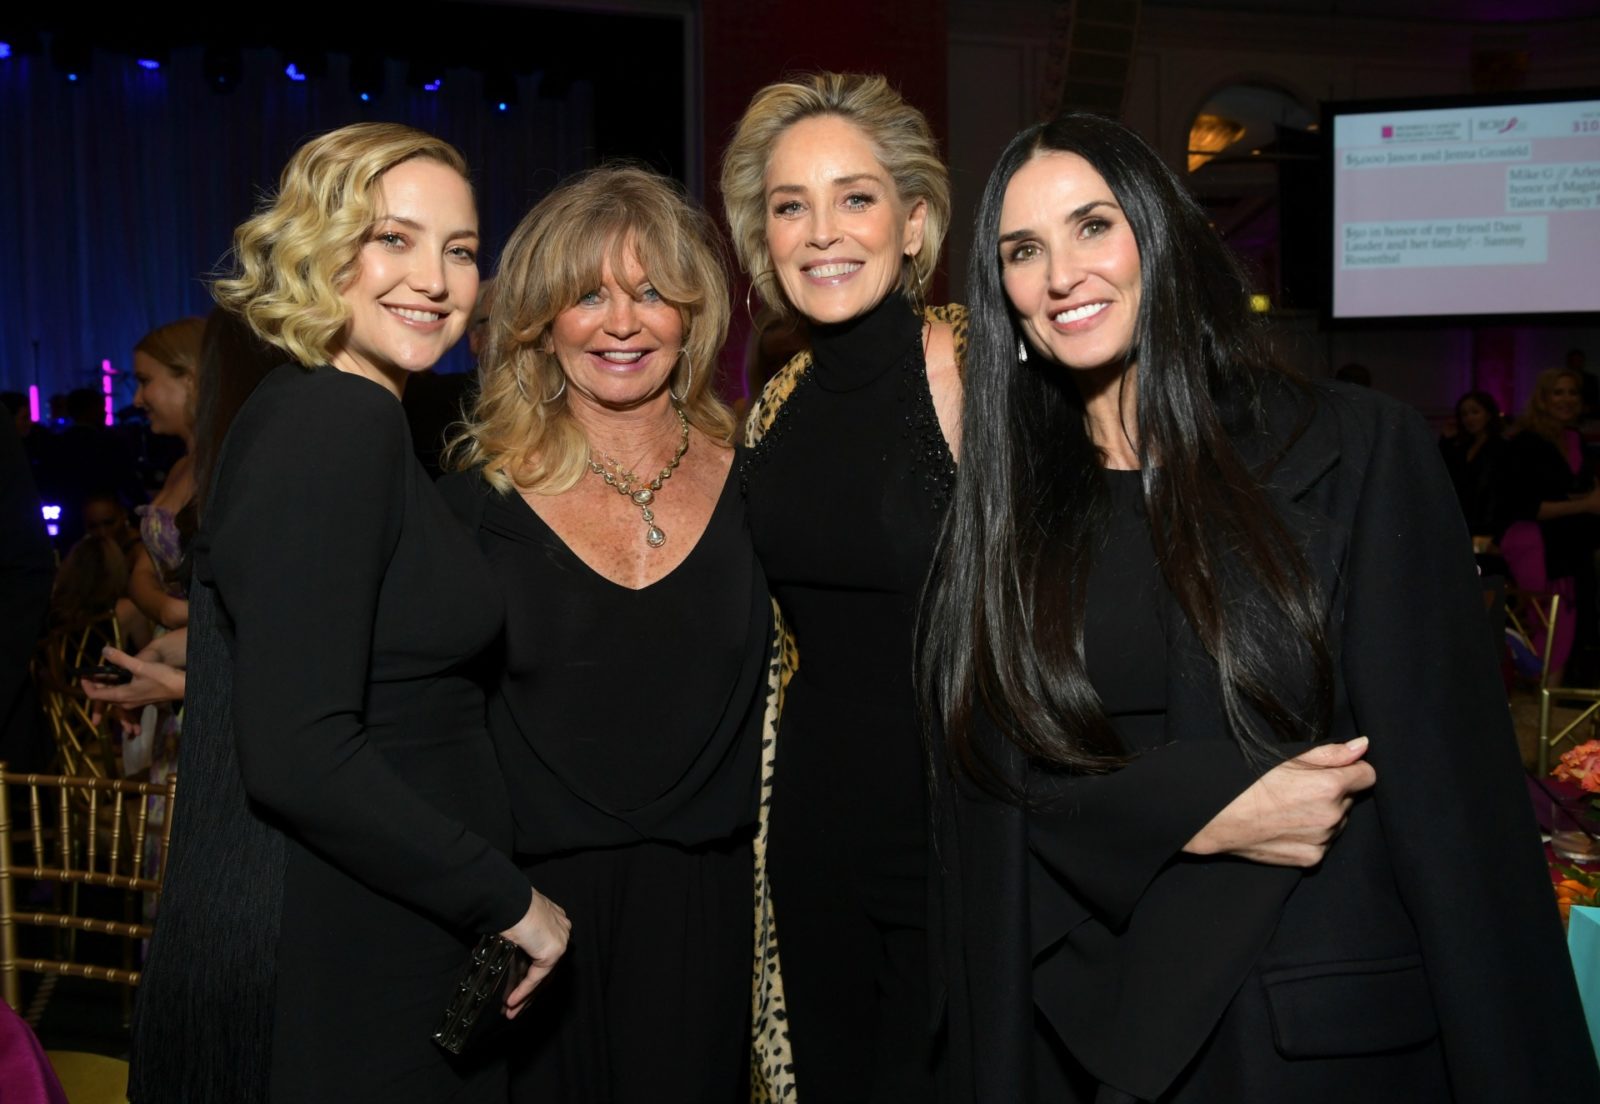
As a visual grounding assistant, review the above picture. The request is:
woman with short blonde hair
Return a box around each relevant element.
[130,121,569,1104]
[721,71,963,1100]
[442,163,769,1102]
[721,71,950,317]
[213,123,469,369]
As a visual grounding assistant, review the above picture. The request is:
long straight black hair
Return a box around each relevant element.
[919,113,1332,794]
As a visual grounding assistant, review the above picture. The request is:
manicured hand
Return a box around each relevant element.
[1183,736,1376,867]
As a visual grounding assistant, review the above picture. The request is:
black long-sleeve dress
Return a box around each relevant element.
[440,462,767,1104]
[939,383,1600,1104]
[742,291,956,1101]
[131,365,532,1104]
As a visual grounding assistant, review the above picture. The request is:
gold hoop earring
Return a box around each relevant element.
[669,348,692,404]
[745,273,780,328]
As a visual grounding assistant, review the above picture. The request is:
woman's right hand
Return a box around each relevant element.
[82,643,187,718]
[499,888,572,1017]
[1182,736,1376,867]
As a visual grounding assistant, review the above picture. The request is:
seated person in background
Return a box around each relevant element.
[47,534,153,659]
[1438,389,1510,539]
[82,492,141,559]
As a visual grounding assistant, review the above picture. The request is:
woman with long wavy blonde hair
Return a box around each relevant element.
[130,121,568,1104]
[441,163,769,1102]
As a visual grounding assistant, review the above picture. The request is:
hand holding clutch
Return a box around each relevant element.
[498,887,571,1017]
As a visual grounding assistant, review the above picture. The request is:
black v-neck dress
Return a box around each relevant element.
[742,292,955,1101]
[439,460,768,1103]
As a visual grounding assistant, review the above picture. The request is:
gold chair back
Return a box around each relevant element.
[1532,594,1600,774]
[0,767,177,1014]
[33,614,124,780]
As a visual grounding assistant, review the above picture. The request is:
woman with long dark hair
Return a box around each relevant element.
[1438,388,1509,538]
[920,113,1597,1103]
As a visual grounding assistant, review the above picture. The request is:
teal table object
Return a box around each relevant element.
[1569,905,1600,1061]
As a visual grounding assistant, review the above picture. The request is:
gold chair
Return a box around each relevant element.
[1533,594,1600,775]
[33,614,125,781]
[0,767,177,1017]
[44,1049,129,1104]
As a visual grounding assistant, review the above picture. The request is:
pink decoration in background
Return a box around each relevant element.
[27,385,40,422]
[101,358,114,426]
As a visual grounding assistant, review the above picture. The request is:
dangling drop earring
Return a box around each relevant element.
[1018,339,1029,363]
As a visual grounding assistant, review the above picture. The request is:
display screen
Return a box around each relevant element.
[1327,91,1600,322]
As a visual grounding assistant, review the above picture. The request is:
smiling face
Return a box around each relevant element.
[547,240,684,412]
[1547,372,1584,425]
[131,351,195,438]
[998,150,1142,375]
[331,157,479,394]
[763,115,927,325]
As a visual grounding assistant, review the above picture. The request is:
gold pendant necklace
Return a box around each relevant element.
[586,406,690,548]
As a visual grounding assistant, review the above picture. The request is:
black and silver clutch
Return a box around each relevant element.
[432,933,528,1056]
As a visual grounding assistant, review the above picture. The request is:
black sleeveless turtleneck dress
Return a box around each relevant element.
[743,292,954,1102]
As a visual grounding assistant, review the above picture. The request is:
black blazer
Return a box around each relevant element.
[935,381,1600,1103]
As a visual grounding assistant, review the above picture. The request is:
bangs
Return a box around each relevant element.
[540,212,706,318]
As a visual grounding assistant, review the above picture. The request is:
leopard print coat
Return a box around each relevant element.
[745,304,967,1103]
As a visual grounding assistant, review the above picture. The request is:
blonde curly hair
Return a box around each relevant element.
[213,122,470,367]
[448,164,734,495]
[1519,368,1585,447]
[719,72,950,317]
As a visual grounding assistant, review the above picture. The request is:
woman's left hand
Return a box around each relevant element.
[1182,736,1376,867]
[499,888,572,1018]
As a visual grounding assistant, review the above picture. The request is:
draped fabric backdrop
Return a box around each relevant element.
[0,45,595,401]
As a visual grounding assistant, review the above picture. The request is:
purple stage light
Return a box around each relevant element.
[424,79,441,92]
[66,73,78,81]
[27,386,39,422]
[0,43,12,60]
[137,58,160,71]
[286,63,306,82]
[102,359,114,425]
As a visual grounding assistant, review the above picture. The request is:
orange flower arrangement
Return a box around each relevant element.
[1556,875,1600,925]
[1553,740,1600,793]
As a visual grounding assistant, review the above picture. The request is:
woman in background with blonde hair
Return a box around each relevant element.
[130,122,568,1104]
[721,72,961,1100]
[442,164,768,1103]
[128,317,204,631]
[1504,367,1600,680]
